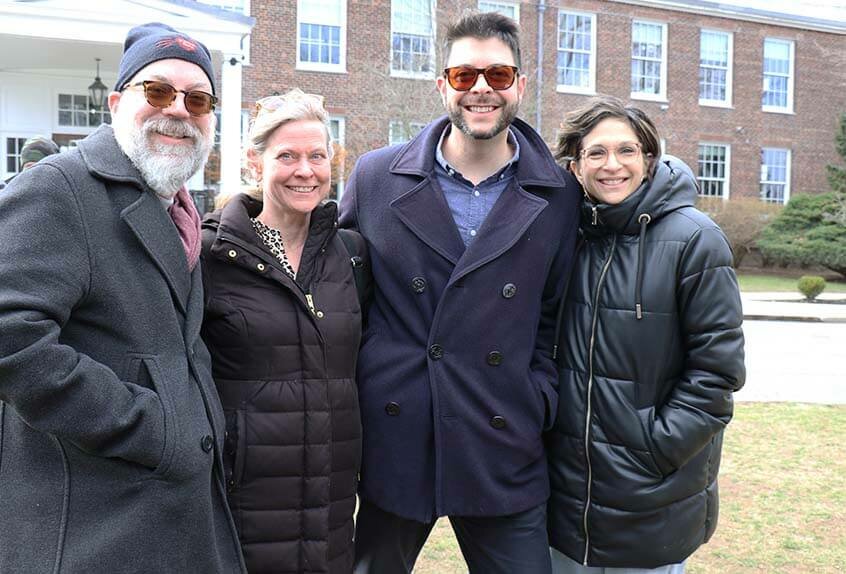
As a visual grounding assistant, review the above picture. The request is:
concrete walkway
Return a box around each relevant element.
[741,291,846,323]
[738,291,845,405]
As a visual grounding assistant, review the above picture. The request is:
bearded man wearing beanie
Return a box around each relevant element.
[0,23,246,573]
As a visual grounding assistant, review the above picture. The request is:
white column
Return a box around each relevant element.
[219,54,243,196]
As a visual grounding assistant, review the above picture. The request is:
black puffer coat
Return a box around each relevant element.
[547,156,745,568]
[201,194,363,574]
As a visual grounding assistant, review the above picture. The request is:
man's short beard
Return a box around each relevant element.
[447,97,519,140]
[113,116,212,199]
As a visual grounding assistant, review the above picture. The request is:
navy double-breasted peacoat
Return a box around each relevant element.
[339,116,580,522]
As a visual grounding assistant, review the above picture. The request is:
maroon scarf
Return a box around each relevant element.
[168,186,201,271]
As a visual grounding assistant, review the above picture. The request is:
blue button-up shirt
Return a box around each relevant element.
[434,125,520,246]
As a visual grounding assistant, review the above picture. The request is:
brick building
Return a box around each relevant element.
[231,0,846,204]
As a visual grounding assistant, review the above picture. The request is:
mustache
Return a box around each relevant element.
[458,94,505,106]
[141,117,202,141]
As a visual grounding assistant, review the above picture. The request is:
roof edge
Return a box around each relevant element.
[606,0,846,35]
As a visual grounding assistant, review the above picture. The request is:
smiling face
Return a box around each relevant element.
[570,118,648,205]
[436,36,526,141]
[249,119,331,220]
[108,58,215,198]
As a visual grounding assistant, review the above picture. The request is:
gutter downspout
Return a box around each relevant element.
[535,0,546,133]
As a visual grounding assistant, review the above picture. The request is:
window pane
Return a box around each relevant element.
[762,39,792,109]
[557,12,593,89]
[697,144,729,198]
[631,22,664,96]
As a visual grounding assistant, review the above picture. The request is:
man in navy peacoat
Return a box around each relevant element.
[340,11,580,574]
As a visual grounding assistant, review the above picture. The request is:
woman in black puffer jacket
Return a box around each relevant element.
[201,89,364,574]
[547,96,745,573]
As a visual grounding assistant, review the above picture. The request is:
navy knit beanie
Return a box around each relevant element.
[115,23,216,95]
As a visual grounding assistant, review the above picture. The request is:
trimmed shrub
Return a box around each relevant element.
[797,275,827,300]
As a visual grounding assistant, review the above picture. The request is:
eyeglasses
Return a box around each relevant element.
[122,81,217,116]
[443,65,519,91]
[254,92,325,116]
[579,142,644,168]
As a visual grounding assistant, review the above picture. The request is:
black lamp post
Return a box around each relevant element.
[88,58,108,112]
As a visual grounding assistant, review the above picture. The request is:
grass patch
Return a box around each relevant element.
[738,273,846,293]
[413,403,846,573]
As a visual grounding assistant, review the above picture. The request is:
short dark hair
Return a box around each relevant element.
[555,95,661,176]
[443,11,521,69]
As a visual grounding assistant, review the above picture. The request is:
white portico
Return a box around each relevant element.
[0,0,253,198]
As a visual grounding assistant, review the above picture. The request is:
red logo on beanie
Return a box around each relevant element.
[155,36,198,52]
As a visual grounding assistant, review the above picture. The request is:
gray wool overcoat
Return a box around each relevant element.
[0,126,246,573]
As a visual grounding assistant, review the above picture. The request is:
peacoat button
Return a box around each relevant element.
[428,344,444,360]
[502,283,517,298]
[227,249,237,258]
[487,351,503,366]
[200,434,214,452]
[385,402,401,416]
[490,416,507,430]
[316,310,325,318]
[256,263,266,272]
[411,276,427,293]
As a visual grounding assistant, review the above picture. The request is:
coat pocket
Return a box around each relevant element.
[124,355,177,478]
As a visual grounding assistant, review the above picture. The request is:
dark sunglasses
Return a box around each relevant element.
[443,65,519,91]
[122,80,217,116]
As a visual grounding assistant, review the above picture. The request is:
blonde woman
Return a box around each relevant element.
[201,89,365,573]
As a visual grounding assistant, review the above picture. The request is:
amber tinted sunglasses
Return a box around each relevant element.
[123,80,217,116]
[443,65,519,91]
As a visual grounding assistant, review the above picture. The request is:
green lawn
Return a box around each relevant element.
[414,403,846,573]
[737,272,846,293]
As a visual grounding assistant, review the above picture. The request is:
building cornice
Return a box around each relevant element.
[607,0,846,35]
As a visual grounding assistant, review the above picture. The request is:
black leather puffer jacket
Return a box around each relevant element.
[547,156,745,568]
[201,194,363,574]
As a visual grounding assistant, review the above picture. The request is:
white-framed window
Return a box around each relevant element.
[391,0,435,78]
[297,0,346,72]
[631,20,667,101]
[4,136,29,178]
[329,116,345,199]
[699,30,732,106]
[762,38,794,113]
[760,147,791,204]
[556,11,596,94]
[57,94,110,129]
[389,120,426,145]
[697,143,730,198]
[478,1,519,20]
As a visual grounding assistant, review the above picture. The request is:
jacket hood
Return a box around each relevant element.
[202,193,339,290]
[582,154,697,236]
[389,115,568,191]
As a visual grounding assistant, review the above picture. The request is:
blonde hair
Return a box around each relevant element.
[215,89,333,209]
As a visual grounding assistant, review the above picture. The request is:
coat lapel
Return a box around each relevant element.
[121,190,190,314]
[80,125,191,315]
[449,183,548,286]
[390,178,465,265]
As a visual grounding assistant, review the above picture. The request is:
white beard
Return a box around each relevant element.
[113,116,213,199]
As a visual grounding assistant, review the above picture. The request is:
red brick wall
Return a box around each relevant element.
[242,0,846,200]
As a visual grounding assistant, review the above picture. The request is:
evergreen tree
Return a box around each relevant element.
[759,112,846,278]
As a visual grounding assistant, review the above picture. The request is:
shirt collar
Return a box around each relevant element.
[434,123,520,178]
